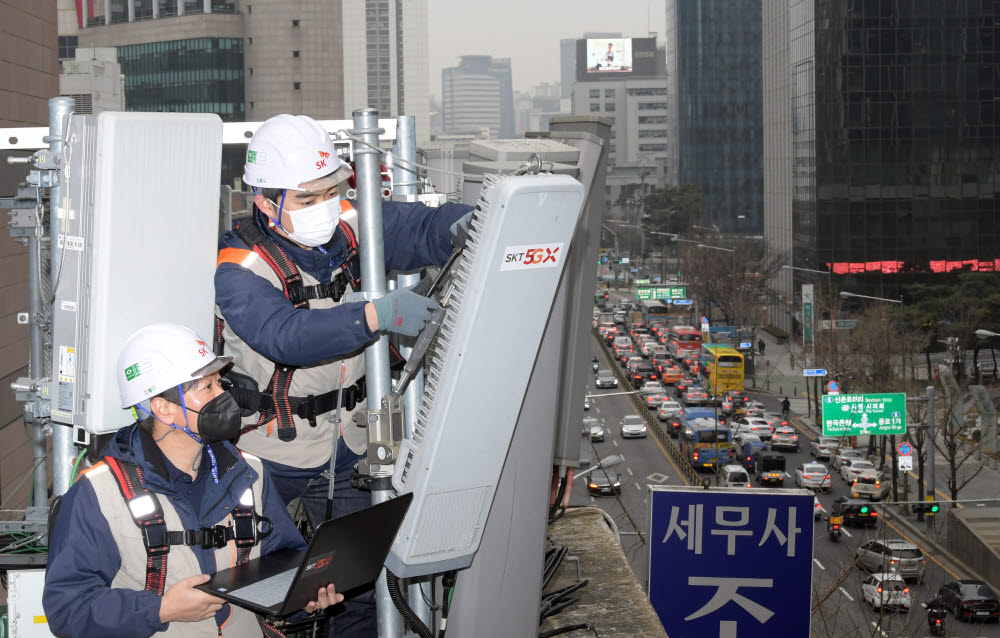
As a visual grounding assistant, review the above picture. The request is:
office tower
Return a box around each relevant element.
[341,0,430,140]
[764,0,1000,330]
[666,0,763,233]
[441,55,514,139]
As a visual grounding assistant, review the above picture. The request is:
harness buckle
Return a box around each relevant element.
[198,525,231,550]
[141,522,170,556]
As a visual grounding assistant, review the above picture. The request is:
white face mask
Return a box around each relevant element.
[269,195,341,247]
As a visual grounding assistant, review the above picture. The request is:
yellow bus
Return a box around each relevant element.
[699,344,745,397]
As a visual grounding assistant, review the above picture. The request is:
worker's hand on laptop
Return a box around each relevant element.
[159,574,225,623]
[304,583,344,613]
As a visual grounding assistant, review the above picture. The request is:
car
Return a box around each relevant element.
[620,415,648,438]
[734,432,762,449]
[651,351,671,371]
[739,441,768,471]
[760,412,789,430]
[734,416,772,441]
[639,341,657,357]
[595,370,618,388]
[936,580,1000,622]
[810,436,843,460]
[602,328,620,345]
[649,344,668,358]
[660,364,685,385]
[632,364,658,388]
[583,416,603,442]
[613,310,627,324]
[753,451,786,486]
[813,497,827,520]
[770,426,799,451]
[644,392,669,409]
[794,463,831,492]
[862,573,911,612]
[674,378,695,398]
[626,356,645,374]
[745,400,766,413]
[721,390,749,415]
[640,381,666,394]
[587,472,622,496]
[851,470,888,501]
[830,447,865,471]
[682,387,711,406]
[657,399,682,420]
[856,540,927,581]
[721,464,752,488]
[583,395,591,411]
[830,497,879,526]
[613,336,632,350]
[840,458,876,483]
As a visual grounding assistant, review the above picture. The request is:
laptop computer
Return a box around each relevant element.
[196,492,412,617]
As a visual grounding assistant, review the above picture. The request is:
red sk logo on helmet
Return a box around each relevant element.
[316,150,330,170]
[195,339,209,357]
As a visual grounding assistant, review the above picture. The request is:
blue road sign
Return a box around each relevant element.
[649,486,813,638]
[674,299,693,306]
[701,316,709,325]
[631,268,639,273]
[663,299,673,304]
[802,368,827,377]
[739,342,752,349]
[827,380,840,393]
[898,442,912,456]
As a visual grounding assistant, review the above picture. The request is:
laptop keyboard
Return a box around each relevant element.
[228,568,297,608]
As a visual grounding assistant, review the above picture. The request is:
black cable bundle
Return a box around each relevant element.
[385,569,434,638]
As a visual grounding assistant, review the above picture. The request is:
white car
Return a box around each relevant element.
[620,415,648,438]
[595,370,618,388]
[813,497,827,520]
[795,463,831,492]
[657,399,682,421]
[733,432,762,449]
[840,458,875,483]
[861,573,911,612]
[721,464,752,488]
[584,395,591,411]
[640,381,666,395]
[810,436,843,460]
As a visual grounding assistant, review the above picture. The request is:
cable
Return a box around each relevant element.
[440,569,458,638]
[539,623,600,638]
[69,447,87,484]
[0,457,47,510]
[385,569,433,638]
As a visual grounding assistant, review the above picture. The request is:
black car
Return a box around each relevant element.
[675,378,695,398]
[937,580,1000,622]
[830,497,879,527]
[587,472,622,496]
[632,364,657,388]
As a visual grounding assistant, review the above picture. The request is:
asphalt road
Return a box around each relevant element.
[580,290,1000,638]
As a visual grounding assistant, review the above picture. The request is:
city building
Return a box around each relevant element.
[570,37,667,217]
[513,82,564,136]
[560,32,621,101]
[59,47,125,114]
[764,0,1000,332]
[665,0,763,233]
[0,0,59,509]
[441,55,515,139]
[341,0,430,140]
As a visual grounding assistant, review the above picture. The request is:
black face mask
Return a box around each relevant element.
[185,391,242,444]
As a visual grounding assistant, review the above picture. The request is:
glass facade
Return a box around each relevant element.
[792,0,1000,294]
[666,0,764,233]
[118,38,245,120]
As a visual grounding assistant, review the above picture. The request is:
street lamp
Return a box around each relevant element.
[600,223,620,256]
[574,454,623,480]
[839,291,902,304]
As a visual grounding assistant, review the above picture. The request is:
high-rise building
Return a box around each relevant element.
[764,0,1000,331]
[441,55,514,139]
[68,1,347,122]
[665,0,763,233]
[0,0,59,509]
[570,37,667,216]
[561,32,622,100]
[341,0,430,140]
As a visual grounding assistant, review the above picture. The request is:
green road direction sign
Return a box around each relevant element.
[635,278,650,284]
[822,393,906,436]
[636,286,687,301]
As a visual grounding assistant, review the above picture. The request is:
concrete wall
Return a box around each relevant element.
[948,509,1000,592]
[0,0,59,509]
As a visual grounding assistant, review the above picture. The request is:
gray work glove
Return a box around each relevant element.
[450,211,475,248]
[371,286,440,337]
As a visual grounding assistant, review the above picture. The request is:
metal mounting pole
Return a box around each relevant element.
[47,97,76,498]
[926,385,936,500]
[390,115,433,631]
[352,108,403,637]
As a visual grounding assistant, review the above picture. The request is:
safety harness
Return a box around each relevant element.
[104,455,285,637]
[215,218,369,442]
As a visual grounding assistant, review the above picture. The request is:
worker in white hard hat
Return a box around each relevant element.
[43,323,343,638]
[215,114,474,637]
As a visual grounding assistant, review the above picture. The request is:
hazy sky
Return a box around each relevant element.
[427,0,667,99]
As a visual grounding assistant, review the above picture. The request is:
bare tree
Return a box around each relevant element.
[935,366,985,501]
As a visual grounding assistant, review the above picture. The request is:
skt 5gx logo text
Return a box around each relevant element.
[500,243,565,271]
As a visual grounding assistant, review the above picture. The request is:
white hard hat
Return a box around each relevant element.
[243,114,352,191]
[117,323,232,409]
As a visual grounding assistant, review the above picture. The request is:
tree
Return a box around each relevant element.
[677,238,786,330]
[904,273,1000,379]
[935,365,985,502]
[641,184,707,235]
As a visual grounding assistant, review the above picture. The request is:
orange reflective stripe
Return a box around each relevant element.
[217,247,257,269]
[76,460,106,480]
